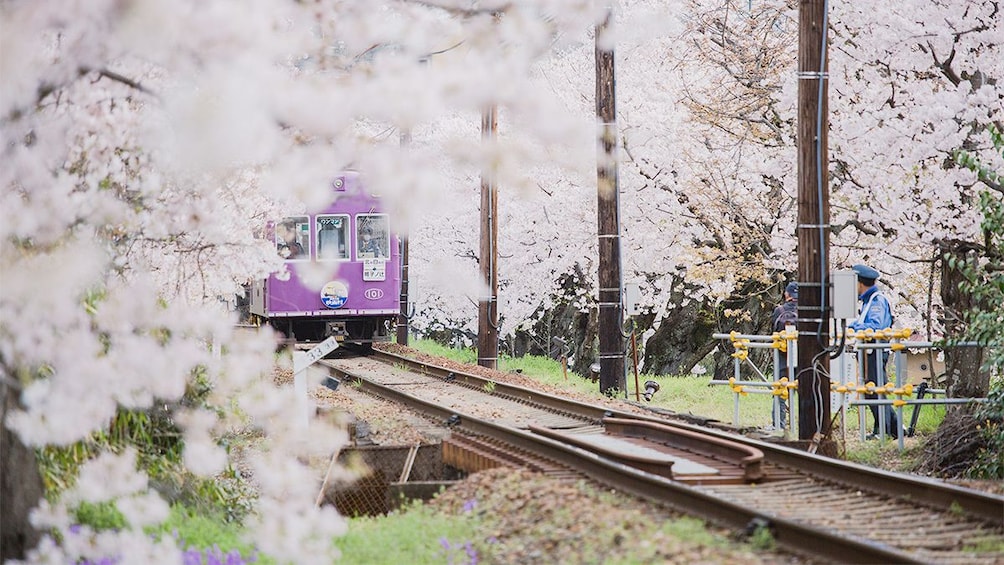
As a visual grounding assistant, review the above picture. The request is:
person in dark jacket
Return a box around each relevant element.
[848,263,900,438]
[769,281,798,428]
[277,220,305,260]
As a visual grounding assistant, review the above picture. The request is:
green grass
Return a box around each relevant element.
[155,504,267,562]
[600,515,742,564]
[410,339,478,365]
[409,339,795,427]
[337,501,482,565]
[407,339,947,439]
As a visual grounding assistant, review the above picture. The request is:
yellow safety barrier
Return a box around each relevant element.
[770,329,797,352]
[770,378,791,400]
[846,328,873,340]
[856,382,876,394]
[727,377,748,396]
[845,327,913,340]
[832,381,857,394]
[712,327,935,441]
[893,383,914,397]
[842,382,914,398]
[730,338,751,360]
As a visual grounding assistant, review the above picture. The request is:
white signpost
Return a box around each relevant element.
[292,336,340,428]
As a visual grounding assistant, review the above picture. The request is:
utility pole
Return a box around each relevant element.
[595,6,626,396]
[478,104,499,369]
[397,129,411,345]
[796,0,831,440]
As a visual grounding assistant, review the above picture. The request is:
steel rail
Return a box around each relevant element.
[600,417,765,482]
[650,416,1004,525]
[370,348,1004,525]
[325,359,921,564]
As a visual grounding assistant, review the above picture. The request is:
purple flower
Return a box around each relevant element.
[74,543,252,565]
[462,499,476,513]
[464,541,478,564]
[181,546,252,565]
[183,548,205,565]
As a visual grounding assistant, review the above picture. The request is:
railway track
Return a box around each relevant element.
[318,348,1004,564]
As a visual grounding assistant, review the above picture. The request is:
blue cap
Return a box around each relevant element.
[784,281,798,298]
[852,264,880,281]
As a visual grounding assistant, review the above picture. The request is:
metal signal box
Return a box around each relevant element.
[831,270,858,320]
[624,283,642,316]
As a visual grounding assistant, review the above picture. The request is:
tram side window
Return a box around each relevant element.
[276,216,309,260]
[356,214,389,260]
[317,214,349,260]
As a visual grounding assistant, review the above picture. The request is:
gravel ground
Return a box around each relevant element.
[427,467,808,564]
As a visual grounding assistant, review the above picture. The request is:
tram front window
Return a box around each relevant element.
[317,215,349,260]
[276,216,309,260]
[356,214,389,260]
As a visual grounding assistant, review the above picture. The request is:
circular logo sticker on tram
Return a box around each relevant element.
[320,281,349,309]
[364,288,384,300]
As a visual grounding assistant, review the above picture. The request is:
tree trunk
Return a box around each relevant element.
[644,277,778,378]
[514,268,782,380]
[939,240,991,398]
[511,264,599,378]
[1,380,44,561]
[643,300,717,376]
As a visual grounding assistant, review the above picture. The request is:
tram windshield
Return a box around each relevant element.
[356,214,389,260]
[317,214,350,260]
[276,216,309,261]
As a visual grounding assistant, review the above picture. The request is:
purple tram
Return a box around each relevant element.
[249,172,401,345]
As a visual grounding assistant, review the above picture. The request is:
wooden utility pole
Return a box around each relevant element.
[595,7,626,396]
[796,0,831,440]
[397,129,411,345]
[396,234,410,344]
[478,104,499,369]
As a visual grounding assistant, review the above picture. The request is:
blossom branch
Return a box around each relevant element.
[89,68,158,99]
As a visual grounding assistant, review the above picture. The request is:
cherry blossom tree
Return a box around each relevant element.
[3,0,1000,559]
[2,0,606,562]
[406,0,1001,381]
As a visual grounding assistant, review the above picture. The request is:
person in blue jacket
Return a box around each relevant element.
[848,264,900,438]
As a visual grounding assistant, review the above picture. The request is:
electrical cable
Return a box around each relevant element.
[619,312,635,339]
[829,318,847,359]
[814,0,831,351]
[810,349,832,432]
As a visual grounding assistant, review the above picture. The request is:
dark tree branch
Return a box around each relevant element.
[90,68,157,97]
[402,0,510,17]
[831,218,880,237]
[927,42,962,86]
